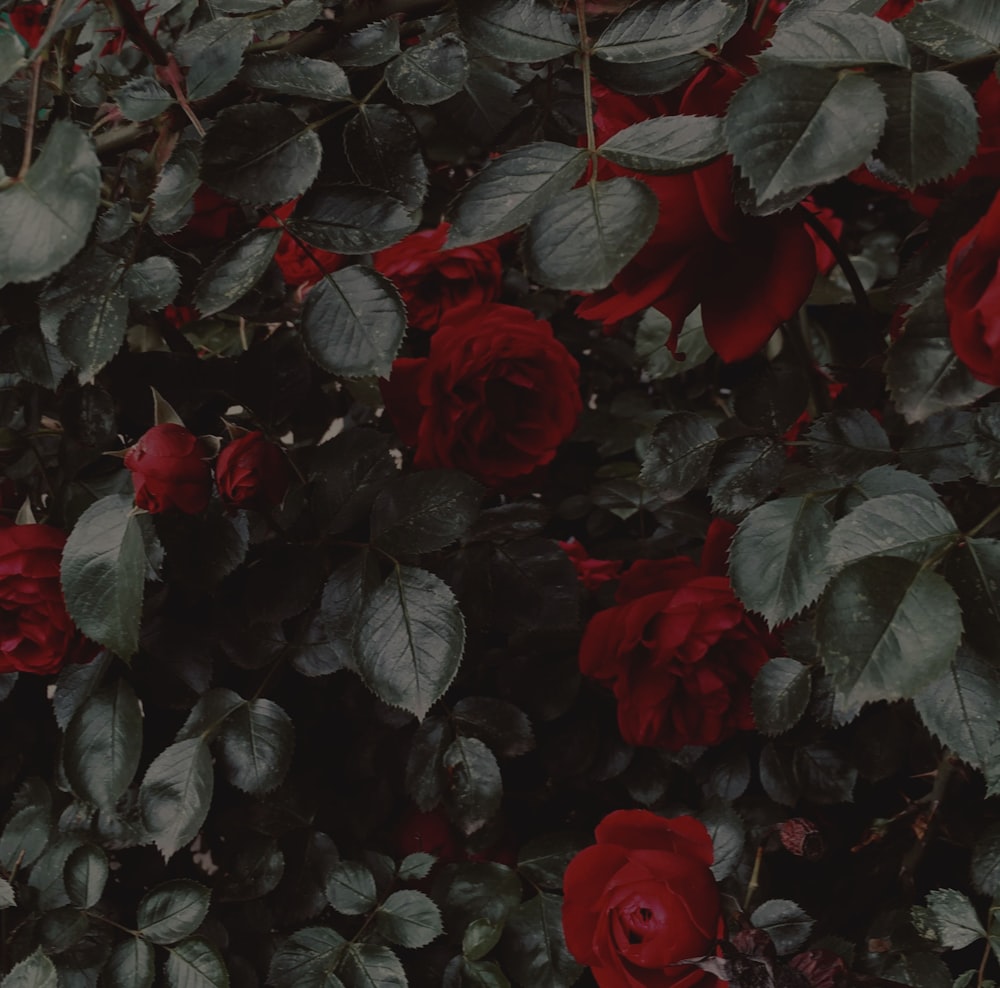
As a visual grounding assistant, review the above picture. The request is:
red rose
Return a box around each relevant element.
[124,423,213,515]
[0,522,93,675]
[578,521,773,750]
[216,431,290,509]
[788,949,848,988]
[259,201,344,288]
[876,0,918,20]
[380,303,582,487]
[563,810,724,988]
[373,223,504,332]
[945,189,1000,386]
[395,808,459,862]
[165,186,241,248]
[559,538,624,591]
[9,3,46,48]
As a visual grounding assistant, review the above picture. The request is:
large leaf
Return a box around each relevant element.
[0,121,100,285]
[175,16,254,100]
[63,679,142,810]
[500,893,583,988]
[326,861,377,916]
[803,409,893,480]
[598,115,725,173]
[945,537,1000,653]
[216,698,294,794]
[922,889,986,950]
[343,105,428,212]
[288,188,417,254]
[339,944,406,988]
[758,11,910,67]
[201,102,323,205]
[640,411,720,499]
[139,738,214,860]
[446,143,588,248]
[725,66,886,211]
[375,890,443,948]
[61,494,146,660]
[193,228,281,316]
[300,266,406,378]
[730,495,834,626]
[1,951,58,988]
[269,927,347,988]
[456,0,576,61]
[103,938,155,988]
[125,256,181,311]
[752,657,813,736]
[707,437,785,516]
[138,880,211,945]
[898,0,1000,60]
[239,54,351,100]
[524,178,658,291]
[816,556,962,707]
[57,287,129,383]
[385,34,469,105]
[64,843,108,908]
[164,937,228,988]
[354,566,466,720]
[444,736,503,836]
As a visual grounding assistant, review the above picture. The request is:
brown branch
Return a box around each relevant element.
[102,0,169,65]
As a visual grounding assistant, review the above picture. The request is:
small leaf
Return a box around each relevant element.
[398,852,436,881]
[326,861,377,916]
[164,937,229,988]
[375,890,443,948]
[464,919,504,962]
[924,889,986,949]
[385,34,469,105]
[288,188,418,254]
[239,54,351,100]
[752,658,812,736]
[758,11,910,67]
[456,0,576,61]
[104,938,155,988]
[216,698,294,794]
[750,899,814,954]
[125,256,181,311]
[640,411,720,500]
[599,115,725,173]
[138,880,211,945]
[193,228,281,316]
[116,76,174,122]
[444,736,503,836]
[176,16,254,100]
[63,844,108,908]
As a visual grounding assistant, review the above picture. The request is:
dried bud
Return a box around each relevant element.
[779,818,824,860]
[788,948,849,988]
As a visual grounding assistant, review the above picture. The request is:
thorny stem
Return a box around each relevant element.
[898,751,956,890]
[743,844,763,912]
[977,936,991,988]
[575,0,598,186]
[17,60,43,179]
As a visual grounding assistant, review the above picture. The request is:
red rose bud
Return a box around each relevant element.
[559,538,623,591]
[215,431,290,509]
[778,819,824,860]
[9,3,46,48]
[563,811,724,988]
[124,423,213,515]
[788,949,848,988]
[0,522,94,675]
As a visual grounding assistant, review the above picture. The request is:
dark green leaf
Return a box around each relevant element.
[326,861,377,915]
[640,412,719,500]
[444,736,502,836]
[63,679,142,809]
[151,141,201,235]
[254,0,320,39]
[137,880,211,944]
[398,853,436,881]
[0,783,51,871]
[463,920,504,962]
[354,566,465,721]
[708,437,785,516]
[57,288,128,383]
[804,409,893,479]
[593,50,705,95]
[176,17,254,100]
[52,651,111,731]
[972,823,1000,896]
[453,697,534,758]
[730,496,834,626]
[268,927,346,988]
[372,470,482,555]
[340,945,405,988]
[0,30,25,86]
[343,105,428,212]
[793,743,857,803]
[375,890,443,948]
[115,76,174,122]
[726,66,886,211]
[456,0,576,61]
[125,256,181,311]
[239,54,351,100]
[386,34,469,105]
[440,862,523,929]
[193,228,281,316]
[288,187,418,254]
[63,844,108,909]
[499,893,583,988]
[749,899,814,954]
[900,410,978,482]
[216,698,294,794]
[636,307,715,379]
[945,538,1000,653]
[273,831,341,924]
[752,658,812,736]
[525,177,658,291]
[594,0,746,62]
[446,143,588,248]
[516,833,588,891]
[201,103,323,205]
[300,266,406,378]
[881,953,953,988]
[216,834,285,902]
[459,958,511,987]
[701,802,745,881]
[164,937,229,988]
[103,938,154,988]
[923,889,986,949]
[61,495,146,660]
[332,18,400,66]
[599,115,725,173]
[0,878,13,909]
[816,556,961,707]
[700,746,751,800]
[139,738,214,860]
[27,836,82,911]
[406,716,451,812]
[898,0,1000,60]
[1,951,58,988]
[759,11,909,67]
[311,552,376,676]
[0,122,100,285]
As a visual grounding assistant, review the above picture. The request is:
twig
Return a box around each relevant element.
[17,60,44,179]
[574,0,597,185]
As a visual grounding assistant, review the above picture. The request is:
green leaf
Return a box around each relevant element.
[444,736,503,836]
[398,852,436,882]
[354,566,465,721]
[343,105,428,212]
[749,899,814,954]
[594,0,745,62]
[524,178,658,291]
[193,228,281,317]
[405,716,451,812]
[901,410,978,483]
[61,494,146,660]
[873,71,978,188]
[216,698,294,794]
[640,411,721,498]
[804,409,893,480]
[459,959,511,987]
[945,538,1000,654]
[826,492,959,572]
[499,893,583,988]
[300,266,406,379]
[0,878,13,909]
[326,861,377,916]
[598,114,725,173]
[923,889,986,949]
[239,54,351,100]
[914,648,1000,773]
[816,556,962,707]
[972,823,1000,897]
[385,34,469,105]
[103,938,155,988]
[255,0,321,40]
[441,862,523,929]
[725,66,886,212]
[63,844,108,909]
[164,937,229,988]
[898,0,1000,60]
[371,470,482,555]
[464,919,504,961]
[594,49,705,96]
[52,650,110,731]
[0,29,25,86]
[125,256,181,311]
[288,188,418,254]
[138,880,211,944]
[453,696,535,758]
[57,287,129,383]
[116,76,174,122]
[636,307,715,379]
[708,437,785,516]
[269,927,347,988]
[310,552,375,676]
[0,782,51,871]
[759,11,910,68]
[175,16,254,100]
[516,833,588,890]
[332,18,400,65]
[730,496,835,626]
[752,658,812,736]
[375,890,444,948]
[151,141,201,235]
[1,950,58,988]
[339,945,406,988]
[63,679,142,809]
[0,121,100,285]
[201,103,323,205]
[700,802,745,881]
[139,738,215,860]
[446,143,588,248]
[456,0,576,61]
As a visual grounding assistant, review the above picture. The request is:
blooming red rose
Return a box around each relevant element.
[9,3,46,48]
[578,521,773,750]
[945,189,1000,386]
[559,538,624,591]
[380,303,582,487]
[258,200,344,288]
[373,223,504,332]
[216,431,290,509]
[0,522,93,676]
[563,810,724,988]
[124,423,214,515]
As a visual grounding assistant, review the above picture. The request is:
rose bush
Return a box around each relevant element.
[216,431,290,509]
[563,810,723,988]
[579,522,773,750]
[124,423,214,514]
[381,303,582,487]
